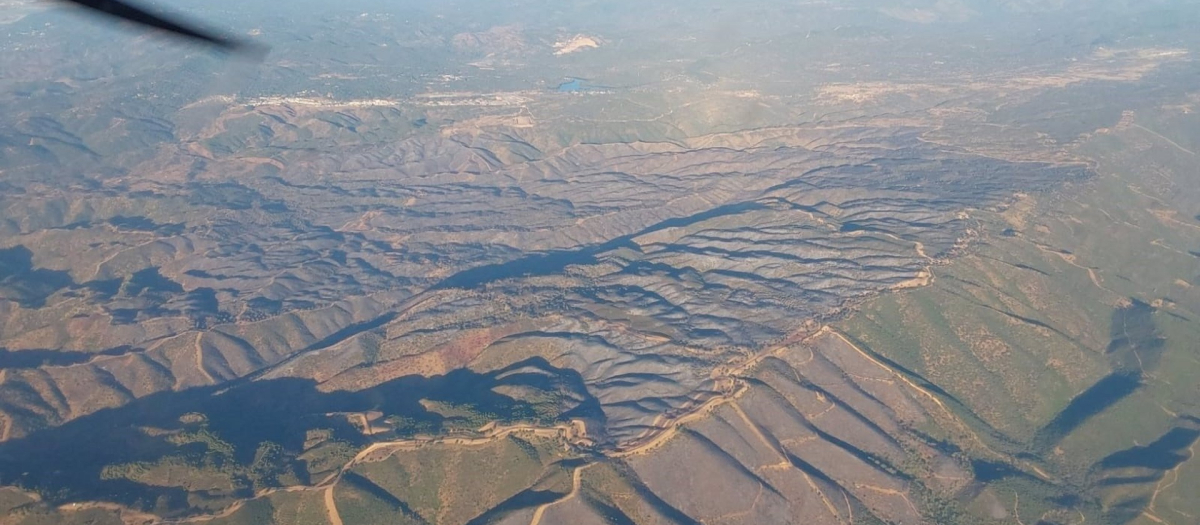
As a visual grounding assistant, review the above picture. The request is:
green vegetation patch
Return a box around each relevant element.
[349,434,570,524]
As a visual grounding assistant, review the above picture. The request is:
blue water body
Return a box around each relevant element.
[557,78,584,92]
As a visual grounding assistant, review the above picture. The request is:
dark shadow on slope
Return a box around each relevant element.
[0,357,594,517]
[745,373,912,482]
[681,428,785,498]
[464,489,566,525]
[1095,474,1169,486]
[1032,372,1141,451]
[836,332,1023,453]
[1105,299,1166,373]
[0,346,133,369]
[341,472,419,518]
[839,222,893,234]
[782,451,863,518]
[336,471,428,525]
[1098,423,1200,471]
[187,182,287,212]
[971,459,1041,483]
[435,201,766,290]
[936,281,1080,343]
[236,312,399,384]
[1104,496,1153,525]
[1033,300,1165,451]
[773,358,909,453]
[607,460,701,525]
[105,216,185,236]
[122,267,183,296]
[579,493,639,525]
[1014,263,1051,276]
[0,245,74,308]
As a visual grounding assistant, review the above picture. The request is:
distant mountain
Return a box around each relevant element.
[2,1,1200,524]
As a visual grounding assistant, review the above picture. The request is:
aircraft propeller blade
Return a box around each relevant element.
[59,0,264,56]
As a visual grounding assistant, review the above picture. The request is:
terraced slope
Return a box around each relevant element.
[2,0,1200,524]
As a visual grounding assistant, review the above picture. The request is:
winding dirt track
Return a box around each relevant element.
[528,464,591,525]
[146,421,588,524]
[324,486,343,525]
[45,325,817,525]
[612,327,818,457]
[43,322,1001,525]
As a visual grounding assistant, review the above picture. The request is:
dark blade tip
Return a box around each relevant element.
[224,40,272,62]
[60,0,269,59]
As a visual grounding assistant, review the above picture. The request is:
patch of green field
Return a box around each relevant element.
[1052,307,1200,475]
[841,242,1113,442]
[267,490,330,525]
[11,508,126,525]
[348,434,571,524]
[334,473,420,525]
[836,103,1200,525]
[200,498,275,525]
[299,438,358,482]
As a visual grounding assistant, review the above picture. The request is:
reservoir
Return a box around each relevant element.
[557,78,585,92]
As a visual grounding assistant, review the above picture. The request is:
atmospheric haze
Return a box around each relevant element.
[2,1,1200,524]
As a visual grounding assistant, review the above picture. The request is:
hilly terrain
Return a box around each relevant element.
[2,1,1200,524]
